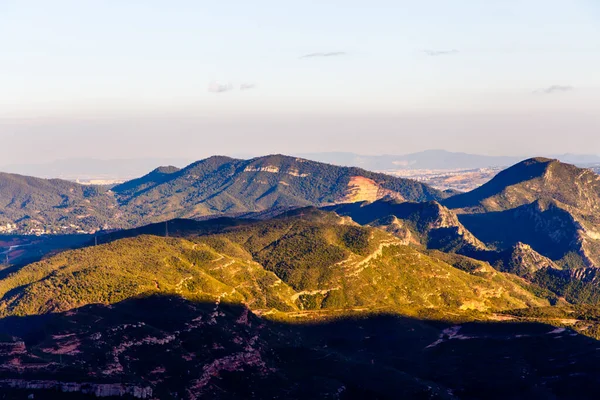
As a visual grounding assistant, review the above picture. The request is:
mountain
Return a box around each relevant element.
[297,150,524,170]
[444,158,600,268]
[4,153,599,181]
[323,199,487,255]
[0,172,120,234]
[443,157,600,213]
[0,155,446,234]
[0,211,544,318]
[3,212,600,398]
[111,154,448,225]
[297,150,600,171]
[493,242,561,278]
[4,210,600,397]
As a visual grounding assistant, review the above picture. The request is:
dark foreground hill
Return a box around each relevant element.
[1,295,600,400]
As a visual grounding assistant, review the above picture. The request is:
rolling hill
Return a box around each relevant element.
[0,172,120,234]
[0,211,545,318]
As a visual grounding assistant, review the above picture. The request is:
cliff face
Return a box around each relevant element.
[324,199,488,254]
[341,176,406,203]
[495,242,560,278]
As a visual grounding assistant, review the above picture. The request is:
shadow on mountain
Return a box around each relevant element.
[442,158,554,210]
[0,295,599,399]
[0,235,92,279]
[458,201,578,260]
[92,207,340,247]
[92,217,253,246]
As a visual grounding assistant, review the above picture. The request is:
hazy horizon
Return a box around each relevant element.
[1,1,599,163]
[2,148,600,168]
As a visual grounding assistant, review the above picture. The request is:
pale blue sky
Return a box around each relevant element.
[0,0,599,162]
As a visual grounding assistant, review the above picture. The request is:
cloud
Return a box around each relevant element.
[533,85,574,95]
[300,52,346,59]
[208,81,233,93]
[240,83,256,90]
[424,49,459,56]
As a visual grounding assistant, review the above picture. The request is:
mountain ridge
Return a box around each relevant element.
[0,154,446,234]
[111,154,448,225]
[444,158,600,268]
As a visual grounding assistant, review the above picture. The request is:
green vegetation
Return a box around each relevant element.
[325,199,487,256]
[112,154,448,225]
[0,214,548,318]
[0,171,120,233]
[0,154,447,234]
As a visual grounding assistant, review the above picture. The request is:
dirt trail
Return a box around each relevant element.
[345,240,398,277]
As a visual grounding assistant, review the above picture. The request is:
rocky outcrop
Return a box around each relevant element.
[0,380,152,398]
[341,176,405,203]
[325,199,488,254]
[497,242,560,278]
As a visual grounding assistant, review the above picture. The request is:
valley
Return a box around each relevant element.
[387,167,503,192]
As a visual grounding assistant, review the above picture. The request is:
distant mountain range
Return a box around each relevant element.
[2,151,599,181]
[0,157,194,181]
[297,150,600,171]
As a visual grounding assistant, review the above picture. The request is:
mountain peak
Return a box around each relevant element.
[524,156,556,164]
[153,165,180,174]
[443,157,592,212]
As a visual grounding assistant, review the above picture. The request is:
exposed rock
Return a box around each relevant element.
[0,380,152,398]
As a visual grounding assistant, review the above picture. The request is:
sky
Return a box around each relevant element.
[0,0,599,164]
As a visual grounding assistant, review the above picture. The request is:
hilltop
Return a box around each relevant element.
[443,157,600,214]
[443,158,600,268]
[112,154,448,225]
